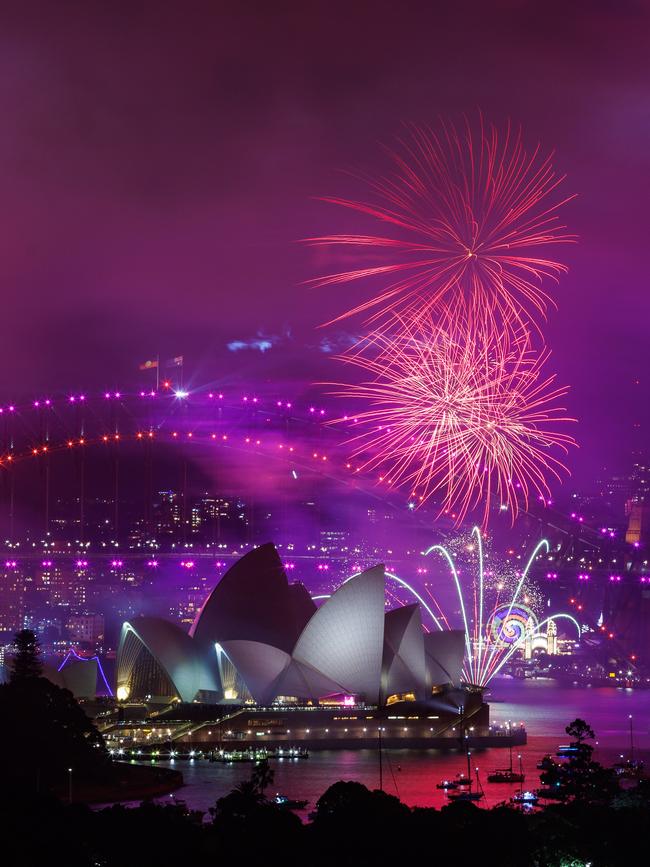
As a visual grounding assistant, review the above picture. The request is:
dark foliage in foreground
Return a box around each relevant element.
[1,689,645,867]
[0,630,109,791]
[2,777,650,867]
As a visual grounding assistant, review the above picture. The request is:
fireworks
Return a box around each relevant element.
[422,527,580,688]
[314,116,576,526]
[488,603,537,645]
[309,117,574,333]
[329,315,575,526]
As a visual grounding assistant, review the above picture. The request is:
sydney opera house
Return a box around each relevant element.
[115,544,490,742]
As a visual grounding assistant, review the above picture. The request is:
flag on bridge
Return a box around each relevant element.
[165,355,184,368]
[139,359,159,370]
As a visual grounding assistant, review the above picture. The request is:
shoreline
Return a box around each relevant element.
[56,763,184,805]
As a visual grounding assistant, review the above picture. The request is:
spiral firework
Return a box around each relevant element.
[489,603,537,645]
[424,527,581,688]
[308,116,574,334]
[329,314,575,526]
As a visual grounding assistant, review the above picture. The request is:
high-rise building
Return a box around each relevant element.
[47,565,87,608]
[626,503,650,545]
[0,569,25,634]
[66,613,105,647]
[626,460,650,511]
[153,490,181,536]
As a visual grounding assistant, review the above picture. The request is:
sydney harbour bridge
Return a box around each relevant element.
[0,379,647,663]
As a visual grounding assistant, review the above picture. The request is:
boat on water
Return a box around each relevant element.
[210,747,310,763]
[487,746,525,784]
[612,716,645,778]
[274,794,309,810]
[511,790,539,806]
[612,759,645,778]
[488,768,525,783]
[448,791,483,802]
[448,781,484,802]
[436,779,459,790]
[448,753,484,802]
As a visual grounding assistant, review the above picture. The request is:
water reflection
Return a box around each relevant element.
[112,678,650,813]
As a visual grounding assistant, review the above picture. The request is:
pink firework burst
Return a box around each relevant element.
[308,117,574,332]
[328,316,576,527]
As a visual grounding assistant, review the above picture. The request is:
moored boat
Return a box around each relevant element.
[274,793,309,809]
[487,748,525,784]
[436,779,459,790]
[448,755,484,802]
[511,790,539,805]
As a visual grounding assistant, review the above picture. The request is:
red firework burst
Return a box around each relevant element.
[328,316,576,527]
[308,117,574,332]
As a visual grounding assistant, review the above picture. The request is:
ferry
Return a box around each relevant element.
[209,746,309,763]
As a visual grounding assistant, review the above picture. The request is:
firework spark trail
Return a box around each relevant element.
[328,315,576,526]
[423,584,452,630]
[477,537,549,685]
[421,545,477,684]
[386,571,445,631]
[407,528,582,688]
[474,526,485,667]
[386,586,409,610]
[319,547,579,690]
[307,117,574,334]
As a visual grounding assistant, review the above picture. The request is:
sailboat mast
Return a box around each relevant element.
[629,715,634,763]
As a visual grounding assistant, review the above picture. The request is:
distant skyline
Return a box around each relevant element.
[0,1,648,488]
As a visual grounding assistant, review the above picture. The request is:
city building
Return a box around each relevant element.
[625,503,650,545]
[66,613,105,647]
[0,567,25,634]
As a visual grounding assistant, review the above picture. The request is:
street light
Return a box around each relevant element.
[68,768,73,804]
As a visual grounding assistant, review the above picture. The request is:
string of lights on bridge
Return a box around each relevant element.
[0,384,513,523]
[0,381,645,540]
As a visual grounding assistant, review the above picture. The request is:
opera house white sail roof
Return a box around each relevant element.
[116,543,465,706]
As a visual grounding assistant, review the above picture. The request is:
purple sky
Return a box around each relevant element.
[0,1,649,487]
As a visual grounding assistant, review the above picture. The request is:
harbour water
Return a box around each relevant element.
[115,678,650,814]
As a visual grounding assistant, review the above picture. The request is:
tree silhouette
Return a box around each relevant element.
[0,631,108,792]
[10,629,43,681]
[251,758,274,796]
[541,718,618,804]
[212,758,276,821]
[566,718,595,753]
